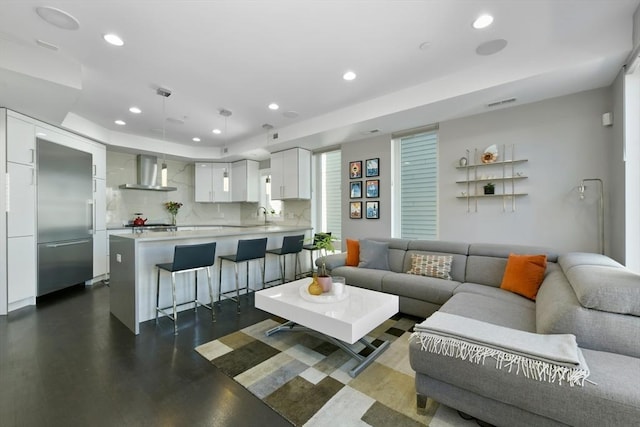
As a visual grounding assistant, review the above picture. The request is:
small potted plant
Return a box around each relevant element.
[313,233,338,292]
[483,182,495,195]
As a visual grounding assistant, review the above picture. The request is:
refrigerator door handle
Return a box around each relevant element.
[87,200,95,235]
[45,240,91,248]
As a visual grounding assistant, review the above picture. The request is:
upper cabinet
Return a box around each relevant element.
[7,116,35,166]
[231,160,259,202]
[195,162,231,202]
[270,148,311,200]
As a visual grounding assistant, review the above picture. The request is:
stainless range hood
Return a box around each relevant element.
[119,154,177,191]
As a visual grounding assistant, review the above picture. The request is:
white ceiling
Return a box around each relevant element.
[0,0,638,161]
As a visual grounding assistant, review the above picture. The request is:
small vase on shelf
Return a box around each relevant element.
[171,213,177,226]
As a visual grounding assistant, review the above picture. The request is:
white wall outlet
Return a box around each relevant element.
[116,254,122,263]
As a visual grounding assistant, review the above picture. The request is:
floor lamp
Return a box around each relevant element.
[578,178,604,255]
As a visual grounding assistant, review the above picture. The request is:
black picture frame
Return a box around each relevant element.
[350,201,362,219]
[350,181,362,199]
[365,158,379,177]
[349,161,362,179]
[366,201,379,219]
[366,179,379,198]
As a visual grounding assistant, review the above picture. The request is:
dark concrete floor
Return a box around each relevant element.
[0,283,293,427]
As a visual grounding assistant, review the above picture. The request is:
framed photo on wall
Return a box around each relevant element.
[366,201,379,219]
[350,181,362,198]
[366,179,379,198]
[366,158,379,177]
[350,201,362,219]
[349,160,362,179]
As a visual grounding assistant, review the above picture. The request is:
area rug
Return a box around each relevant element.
[195,315,476,427]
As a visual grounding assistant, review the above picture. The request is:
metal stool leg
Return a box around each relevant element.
[261,257,266,288]
[218,260,223,304]
[156,267,161,323]
[171,272,178,335]
[235,262,241,313]
[194,270,198,312]
[295,253,301,279]
[206,266,215,322]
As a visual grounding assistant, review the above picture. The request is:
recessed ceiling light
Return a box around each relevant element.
[114,120,126,126]
[35,6,80,30]
[212,129,221,134]
[473,14,494,29]
[192,137,201,142]
[129,106,141,114]
[103,33,124,47]
[268,103,279,110]
[343,71,357,81]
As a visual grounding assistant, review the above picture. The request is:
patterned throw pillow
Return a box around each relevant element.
[407,254,453,280]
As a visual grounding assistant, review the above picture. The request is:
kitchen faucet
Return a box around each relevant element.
[258,206,268,224]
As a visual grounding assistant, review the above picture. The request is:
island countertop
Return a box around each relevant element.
[112,225,311,242]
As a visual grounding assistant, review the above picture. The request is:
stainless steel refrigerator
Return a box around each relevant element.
[37,139,93,296]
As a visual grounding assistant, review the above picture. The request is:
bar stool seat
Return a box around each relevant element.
[302,232,331,276]
[156,242,217,334]
[218,237,267,312]
[266,234,304,285]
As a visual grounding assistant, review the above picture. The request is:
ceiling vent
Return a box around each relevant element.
[487,98,516,108]
[361,129,381,135]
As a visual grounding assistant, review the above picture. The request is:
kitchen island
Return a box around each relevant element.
[109,225,312,334]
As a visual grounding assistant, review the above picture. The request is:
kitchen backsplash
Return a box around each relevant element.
[106,151,311,228]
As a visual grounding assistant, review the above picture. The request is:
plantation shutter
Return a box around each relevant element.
[400,132,438,239]
[322,150,342,240]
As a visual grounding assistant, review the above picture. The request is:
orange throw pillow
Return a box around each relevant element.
[500,253,548,300]
[345,239,360,266]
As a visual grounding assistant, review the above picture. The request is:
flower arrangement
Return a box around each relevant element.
[165,201,183,215]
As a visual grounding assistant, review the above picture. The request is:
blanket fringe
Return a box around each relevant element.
[410,332,589,387]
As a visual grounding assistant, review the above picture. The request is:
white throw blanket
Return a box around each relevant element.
[411,312,591,387]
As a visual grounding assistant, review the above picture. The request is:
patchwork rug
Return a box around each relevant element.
[195,315,477,427]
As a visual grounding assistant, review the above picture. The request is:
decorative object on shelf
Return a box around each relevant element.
[459,156,468,167]
[481,144,499,163]
[366,201,379,219]
[365,158,379,177]
[165,201,183,225]
[366,179,379,198]
[350,201,362,219]
[483,182,495,195]
[349,160,362,179]
[350,181,362,198]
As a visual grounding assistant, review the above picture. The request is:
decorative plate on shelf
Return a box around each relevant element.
[299,283,349,303]
[481,144,499,163]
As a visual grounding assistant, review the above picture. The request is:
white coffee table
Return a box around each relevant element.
[254,278,399,377]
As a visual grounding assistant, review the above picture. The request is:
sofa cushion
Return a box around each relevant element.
[345,238,359,266]
[500,253,547,300]
[407,254,453,280]
[454,283,536,309]
[559,252,623,273]
[464,256,507,288]
[536,268,640,358]
[330,266,391,292]
[358,239,390,270]
[439,292,536,332]
[382,272,458,305]
[565,265,640,316]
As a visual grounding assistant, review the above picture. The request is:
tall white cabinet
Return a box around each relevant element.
[1,109,107,313]
[194,162,232,202]
[270,148,311,200]
[231,160,259,202]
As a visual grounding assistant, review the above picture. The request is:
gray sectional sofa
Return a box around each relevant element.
[319,238,640,427]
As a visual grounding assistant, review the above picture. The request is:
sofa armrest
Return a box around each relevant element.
[316,253,346,272]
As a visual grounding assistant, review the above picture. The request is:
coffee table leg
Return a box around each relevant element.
[264,320,390,377]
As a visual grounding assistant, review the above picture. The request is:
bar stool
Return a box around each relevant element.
[302,232,331,276]
[266,234,304,285]
[218,237,267,312]
[156,242,217,335]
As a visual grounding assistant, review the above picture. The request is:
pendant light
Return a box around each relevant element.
[262,123,274,197]
[157,87,171,186]
[220,109,232,192]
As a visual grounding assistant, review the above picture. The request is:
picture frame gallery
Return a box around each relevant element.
[349,158,380,220]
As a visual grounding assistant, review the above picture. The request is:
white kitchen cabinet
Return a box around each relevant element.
[7,162,35,238]
[91,144,107,180]
[270,148,311,200]
[93,230,107,279]
[7,115,35,166]
[7,235,36,308]
[194,162,231,202]
[231,160,259,202]
[94,178,106,232]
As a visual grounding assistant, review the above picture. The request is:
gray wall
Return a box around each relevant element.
[340,134,392,240]
[339,87,616,256]
[609,71,626,264]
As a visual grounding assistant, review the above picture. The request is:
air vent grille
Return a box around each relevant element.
[487,98,516,108]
